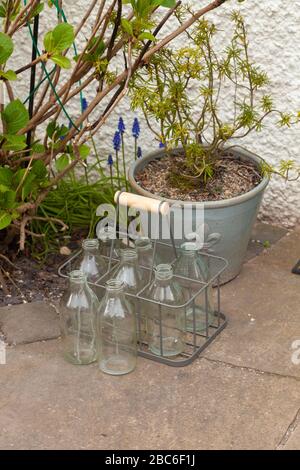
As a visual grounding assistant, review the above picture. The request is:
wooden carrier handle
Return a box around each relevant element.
[114,191,169,216]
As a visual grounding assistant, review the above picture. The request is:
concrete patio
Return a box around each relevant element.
[1,223,300,450]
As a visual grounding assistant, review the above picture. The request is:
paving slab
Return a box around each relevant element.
[246,222,288,262]
[249,228,300,272]
[0,339,300,450]
[205,228,300,378]
[0,302,60,345]
[0,223,298,450]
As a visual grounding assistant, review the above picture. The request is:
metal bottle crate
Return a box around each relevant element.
[59,190,228,366]
[58,230,227,367]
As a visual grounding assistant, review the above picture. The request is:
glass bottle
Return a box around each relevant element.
[59,270,98,365]
[97,279,137,375]
[98,226,119,259]
[173,242,214,333]
[111,248,143,293]
[135,237,154,269]
[135,237,155,286]
[145,264,185,357]
[111,249,145,342]
[78,238,107,283]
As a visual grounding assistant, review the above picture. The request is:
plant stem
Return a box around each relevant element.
[121,133,128,190]
[109,166,113,189]
[134,136,137,161]
[115,150,120,189]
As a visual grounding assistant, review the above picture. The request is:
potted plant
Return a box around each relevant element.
[128,9,295,283]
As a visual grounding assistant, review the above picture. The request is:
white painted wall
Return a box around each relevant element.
[8,0,300,228]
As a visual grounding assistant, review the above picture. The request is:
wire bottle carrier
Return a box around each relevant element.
[58,191,228,367]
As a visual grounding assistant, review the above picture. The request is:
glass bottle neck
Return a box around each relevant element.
[82,239,99,253]
[135,238,152,252]
[154,264,173,282]
[120,249,138,264]
[106,279,125,296]
[69,270,87,289]
[180,242,198,258]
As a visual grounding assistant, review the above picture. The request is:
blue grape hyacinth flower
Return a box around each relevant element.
[118,117,126,134]
[137,146,142,159]
[82,97,88,112]
[113,131,121,152]
[108,154,113,166]
[132,118,140,138]
[159,141,165,148]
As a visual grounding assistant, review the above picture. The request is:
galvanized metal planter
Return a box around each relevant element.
[128,146,269,284]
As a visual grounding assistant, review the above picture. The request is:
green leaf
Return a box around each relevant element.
[159,0,176,7]
[44,23,74,53]
[31,142,45,154]
[0,32,14,65]
[10,210,20,220]
[2,99,29,134]
[44,31,55,52]
[2,134,27,151]
[55,124,68,139]
[0,166,13,185]
[0,211,12,230]
[32,160,47,179]
[121,19,133,36]
[46,121,57,138]
[52,23,74,52]
[0,69,17,81]
[79,145,90,160]
[82,37,105,63]
[12,168,26,188]
[21,172,36,200]
[138,32,156,42]
[51,54,71,69]
[28,2,44,20]
[55,154,70,172]
[0,167,13,186]
[0,184,9,192]
[2,190,16,209]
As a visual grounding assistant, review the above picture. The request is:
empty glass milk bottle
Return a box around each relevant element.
[135,237,154,269]
[111,248,144,293]
[145,264,185,357]
[59,270,98,365]
[135,237,155,285]
[111,248,145,341]
[173,242,214,333]
[77,238,107,283]
[97,279,137,375]
[98,226,119,259]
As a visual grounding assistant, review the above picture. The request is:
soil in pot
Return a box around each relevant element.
[136,151,262,202]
